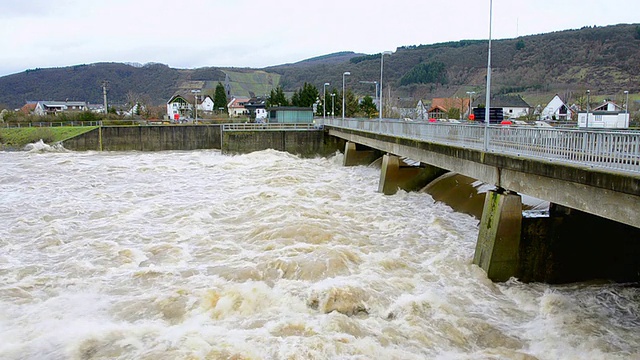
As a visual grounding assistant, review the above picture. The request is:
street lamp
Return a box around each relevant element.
[586,90,590,128]
[379,51,392,120]
[466,91,476,119]
[359,80,378,106]
[191,89,201,123]
[624,90,629,114]
[483,0,493,152]
[331,93,336,119]
[342,71,351,119]
[323,82,330,121]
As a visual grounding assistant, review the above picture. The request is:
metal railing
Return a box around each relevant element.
[222,123,322,131]
[2,121,103,128]
[323,118,640,174]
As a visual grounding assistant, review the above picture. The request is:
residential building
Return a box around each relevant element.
[244,97,267,119]
[199,95,214,113]
[579,100,629,128]
[593,100,624,112]
[415,100,428,120]
[541,95,573,121]
[428,98,470,120]
[31,101,88,116]
[227,97,250,117]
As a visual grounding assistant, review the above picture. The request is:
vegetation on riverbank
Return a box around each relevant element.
[0,126,97,149]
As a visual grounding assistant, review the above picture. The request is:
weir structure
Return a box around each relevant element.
[62,121,640,283]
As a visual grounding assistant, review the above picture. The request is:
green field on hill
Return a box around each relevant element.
[223,70,281,98]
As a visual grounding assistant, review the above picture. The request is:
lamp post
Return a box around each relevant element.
[342,71,351,120]
[191,89,201,123]
[359,80,378,105]
[624,90,629,114]
[586,90,590,128]
[483,0,493,152]
[466,91,476,119]
[331,93,336,119]
[380,51,392,120]
[323,82,330,121]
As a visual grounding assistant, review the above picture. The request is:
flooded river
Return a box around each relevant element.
[0,146,638,359]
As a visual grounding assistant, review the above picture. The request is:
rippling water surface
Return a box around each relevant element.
[1,147,638,360]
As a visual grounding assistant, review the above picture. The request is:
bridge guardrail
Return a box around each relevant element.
[323,118,640,174]
[222,123,321,131]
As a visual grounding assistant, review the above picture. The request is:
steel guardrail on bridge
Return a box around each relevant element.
[323,118,640,174]
[222,123,321,131]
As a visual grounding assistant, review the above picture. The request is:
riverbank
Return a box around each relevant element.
[0,126,97,150]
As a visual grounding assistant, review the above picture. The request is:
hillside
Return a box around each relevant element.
[0,24,638,110]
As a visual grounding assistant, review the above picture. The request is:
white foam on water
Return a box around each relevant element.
[0,149,638,359]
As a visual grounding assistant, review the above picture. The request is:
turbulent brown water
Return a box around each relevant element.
[1,144,638,359]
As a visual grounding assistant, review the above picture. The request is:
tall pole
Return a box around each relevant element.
[323,83,330,121]
[483,0,493,152]
[191,89,200,123]
[466,91,476,119]
[586,90,590,128]
[102,80,108,116]
[624,90,629,114]
[331,93,335,119]
[379,51,392,120]
[342,72,350,120]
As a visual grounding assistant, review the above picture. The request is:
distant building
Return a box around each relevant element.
[428,98,470,120]
[541,95,573,121]
[593,100,624,112]
[87,104,105,113]
[166,92,213,120]
[166,94,193,120]
[415,100,428,120]
[578,100,629,128]
[268,107,313,123]
[227,97,250,117]
[244,97,267,120]
[31,101,88,116]
[492,95,531,119]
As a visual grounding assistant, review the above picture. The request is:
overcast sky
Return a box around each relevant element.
[0,0,638,77]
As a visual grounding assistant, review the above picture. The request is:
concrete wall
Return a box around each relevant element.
[519,208,640,283]
[222,130,344,157]
[63,125,222,151]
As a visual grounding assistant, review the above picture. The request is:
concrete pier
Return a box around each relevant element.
[378,154,447,195]
[343,141,382,166]
[473,190,523,282]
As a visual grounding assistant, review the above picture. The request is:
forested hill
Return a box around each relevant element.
[0,23,638,109]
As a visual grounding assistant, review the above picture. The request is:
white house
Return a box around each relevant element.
[227,97,250,117]
[166,94,192,120]
[541,95,574,121]
[491,95,531,119]
[578,100,629,128]
[577,112,629,128]
[33,101,88,116]
[593,100,624,112]
[415,100,428,120]
[199,95,214,112]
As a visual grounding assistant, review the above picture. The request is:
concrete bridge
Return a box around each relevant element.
[322,118,640,283]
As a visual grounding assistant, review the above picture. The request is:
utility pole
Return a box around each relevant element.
[102,80,109,116]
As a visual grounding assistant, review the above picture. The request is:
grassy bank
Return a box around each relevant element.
[0,126,97,149]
